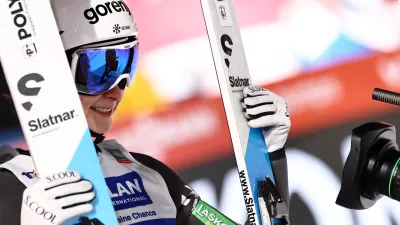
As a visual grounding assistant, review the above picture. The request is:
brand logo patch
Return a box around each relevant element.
[83,0,131,25]
[106,171,152,211]
[105,148,133,164]
[22,170,37,179]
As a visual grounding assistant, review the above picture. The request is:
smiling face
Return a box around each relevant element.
[79,85,125,134]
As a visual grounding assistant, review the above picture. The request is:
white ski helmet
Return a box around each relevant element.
[51,0,138,51]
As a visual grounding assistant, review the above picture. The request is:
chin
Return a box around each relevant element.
[95,127,111,134]
[89,124,112,135]
[88,116,114,134]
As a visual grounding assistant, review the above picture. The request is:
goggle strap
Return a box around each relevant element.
[82,37,130,49]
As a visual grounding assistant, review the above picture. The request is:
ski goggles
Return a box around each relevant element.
[70,39,139,95]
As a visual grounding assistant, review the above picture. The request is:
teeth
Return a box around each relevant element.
[92,107,112,113]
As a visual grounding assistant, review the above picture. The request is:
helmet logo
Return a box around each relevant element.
[112,23,130,34]
[83,0,132,25]
[113,24,121,34]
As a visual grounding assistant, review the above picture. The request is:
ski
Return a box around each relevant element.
[0,0,118,224]
[200,0,290,224]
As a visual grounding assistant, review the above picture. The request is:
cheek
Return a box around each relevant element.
[79,95,98,112]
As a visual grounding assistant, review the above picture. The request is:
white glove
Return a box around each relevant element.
[241,86,291,152]
[21,171,95,225]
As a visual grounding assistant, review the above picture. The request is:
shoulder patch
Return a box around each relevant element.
[97,139,135,164]
[0,153,37,187]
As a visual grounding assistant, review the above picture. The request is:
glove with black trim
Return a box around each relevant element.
[21,170,95,225]
[241,86,291,152]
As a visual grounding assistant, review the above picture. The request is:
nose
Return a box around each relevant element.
[102,83,124,101]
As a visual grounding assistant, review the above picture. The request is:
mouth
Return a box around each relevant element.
[90,106,113,117]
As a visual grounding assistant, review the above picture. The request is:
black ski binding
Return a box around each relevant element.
[258,176,290,225]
